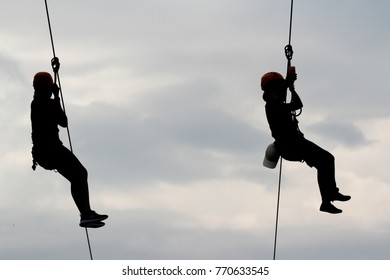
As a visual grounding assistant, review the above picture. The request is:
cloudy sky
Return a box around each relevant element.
[1,0,390,260]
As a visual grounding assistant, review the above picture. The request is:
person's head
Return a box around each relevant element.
[260,72,287,102]
[33,72,54,98]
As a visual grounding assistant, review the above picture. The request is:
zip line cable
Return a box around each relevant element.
[43,0,93,260]
[272,0,294,261]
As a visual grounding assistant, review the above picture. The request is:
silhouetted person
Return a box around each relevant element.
[261,68,350,214]
[31,72,108,227]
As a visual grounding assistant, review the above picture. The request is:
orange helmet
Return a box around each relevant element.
[260,72,284,91]
[33,72,53,90]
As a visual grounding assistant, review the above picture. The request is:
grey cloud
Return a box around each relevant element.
[69,79,269,186]
[306,120,370,148]
[2,0,390,261]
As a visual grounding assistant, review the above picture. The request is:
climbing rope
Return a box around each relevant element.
[44,0,73,152]
[272,158,283,260]
[43,0,93,260]
[272,0,294,261]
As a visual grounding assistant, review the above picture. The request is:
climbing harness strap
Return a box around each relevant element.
[32,157,37,171]
[43,0,93,260]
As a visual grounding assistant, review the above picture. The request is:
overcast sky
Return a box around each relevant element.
[1,0,390,260]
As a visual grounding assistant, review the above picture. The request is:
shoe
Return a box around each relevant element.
[320,202,342,214]
[332,192,351,202]
[83,221,105,228]
[80,210,108,227]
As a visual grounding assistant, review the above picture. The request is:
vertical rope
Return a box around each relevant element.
[44,0,73,153]
[44,0,56,58]
[287,0,294,47]
[272,0,294,260]
[272,158,283,260]
[44,0,93,260]
[85,227,93,260]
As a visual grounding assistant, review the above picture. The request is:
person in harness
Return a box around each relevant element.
[261,68,350,214]
[31,72,108,227]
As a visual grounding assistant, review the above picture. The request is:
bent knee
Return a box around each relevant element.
[79,166,88,179]
[69,165,88,182]
[325,151,335,162]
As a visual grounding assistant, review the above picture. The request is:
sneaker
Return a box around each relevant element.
[82,221,105,228]
[332,192,351,202]
[320,202,342,214]
[80,210,108,227]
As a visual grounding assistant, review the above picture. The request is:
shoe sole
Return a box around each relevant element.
[80,215,108,227]
[80,215,108,225]
[332,194,351,202]
[332,197,351,202]
[320,208,342,214]
[80,221,105,228]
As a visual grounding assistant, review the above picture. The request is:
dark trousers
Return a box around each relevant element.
[33,145,91,215]
[277,138,339,202]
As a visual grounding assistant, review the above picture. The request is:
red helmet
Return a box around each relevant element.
[33,72,53,90]
[260,72,284,91]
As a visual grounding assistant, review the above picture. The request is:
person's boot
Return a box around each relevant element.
[320,201,342,214]
[332,192,351,202]
[80,210,108,227]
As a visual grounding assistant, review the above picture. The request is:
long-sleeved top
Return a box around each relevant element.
[31,93,68,149]
[265,89,304,146]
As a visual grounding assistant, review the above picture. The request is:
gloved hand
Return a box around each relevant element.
[286,66,297,89]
